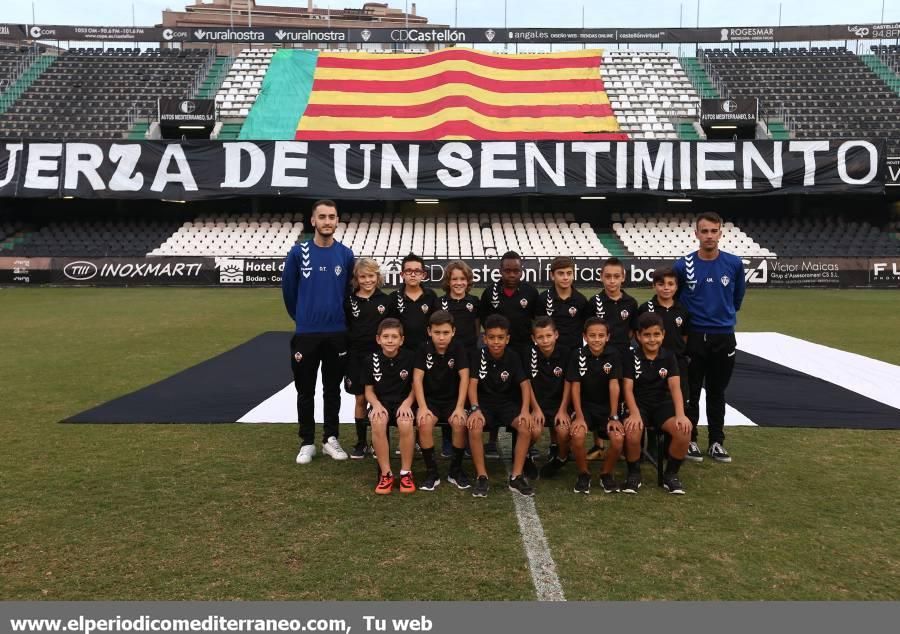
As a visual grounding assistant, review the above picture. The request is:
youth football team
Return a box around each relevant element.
[347,252,700,498]
[284,200,744,499]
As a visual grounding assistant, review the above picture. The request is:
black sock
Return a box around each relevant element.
[627,460,641,475]
[354,418,368,446]
[665,457,683,475]
[451,447,464,471]
[422,447,437,471]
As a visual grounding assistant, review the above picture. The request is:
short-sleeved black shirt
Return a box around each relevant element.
[478,281,540,349]
[566,346,622,411]
[538,288,588,352]
[364,348,416,407]
[471,346,527,406]
[526,343,571,413]
[635,296,690,359]
[624,347,680,409]
[414,340,470,406]
[389,286,438,351]
[438,294,480,348]
[344,289,390,353]
[590,290,639,350]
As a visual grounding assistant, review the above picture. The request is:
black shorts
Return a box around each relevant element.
[638,401,676,430]
[344,349,371,396]
[480,400,522,432]
[538,406,563,429]
[424,401,458,427]
[583,403,612,439]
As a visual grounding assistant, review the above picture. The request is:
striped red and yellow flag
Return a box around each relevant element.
[295,48,626,141]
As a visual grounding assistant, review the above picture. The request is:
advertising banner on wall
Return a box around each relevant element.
[3,22,899,44]
[700,98,759,126]
[2,256,897,289]
[0,140,886,201]
[158,98,216,126]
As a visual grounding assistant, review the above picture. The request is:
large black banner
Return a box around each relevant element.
[0,140,885,200]
[3,22,900,44]
[2,256,897,289]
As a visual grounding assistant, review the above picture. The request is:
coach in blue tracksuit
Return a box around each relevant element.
[673,212,745,464]
[282,199,356,466]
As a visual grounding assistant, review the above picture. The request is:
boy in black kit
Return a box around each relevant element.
[636,267,699,461]
[543,318,627,494]
[344,258,391,459]
[527,317,571,478]
[437,260,480,457]
[539,256,588,351]
[466,315,534,498]
[390,253,438,352]
[479,251,539,457]
[413,311,471,492]
[364,319,418,495]
[588,257,639,460]
[621,312,692,495]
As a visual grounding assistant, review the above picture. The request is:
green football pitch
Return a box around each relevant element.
[1,288,898,600]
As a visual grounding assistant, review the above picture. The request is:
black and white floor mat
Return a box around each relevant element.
[64,332,900,429]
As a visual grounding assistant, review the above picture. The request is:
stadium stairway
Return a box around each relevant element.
[676,121,701,140]
[198,56,233,100]
[767,120,791,140]
[680,57,719,99]
[859,55,900,97]
[595,230,631,257]
[127,121,149,140]
[216,122,243,140]
[0,53,55,116]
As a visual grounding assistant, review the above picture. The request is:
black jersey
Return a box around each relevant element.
[566,346,622,411]
[364,348,416,407]
[590,290,639,349]
[415,340,470,405]
[389,286,438,351]
[538,288,588,351]
[624,347,680,409]
[636,296,690,358]
[479,281,540,349]
[471,346,527,406]
[438,294,480,348]
[344,289,390,353]
[526,343,571,413]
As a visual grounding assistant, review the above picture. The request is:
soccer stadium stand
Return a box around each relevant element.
[5,218,184,257]
[611,212,772,257]
[332,212,610,259]
[701,47,900,152]
[151,213,305,257]
[215,48,274,119]
[602,51,698,140]
[0,48,212,140]
[737,215,900,257]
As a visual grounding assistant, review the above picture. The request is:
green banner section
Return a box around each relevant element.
[238,49,318,140]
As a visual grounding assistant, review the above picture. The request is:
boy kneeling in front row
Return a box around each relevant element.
[621,312,692,495]
[364,318,418,495]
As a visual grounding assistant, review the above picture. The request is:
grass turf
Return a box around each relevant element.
[1,288,898,600]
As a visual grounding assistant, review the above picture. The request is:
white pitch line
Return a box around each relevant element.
[501,431,566,602]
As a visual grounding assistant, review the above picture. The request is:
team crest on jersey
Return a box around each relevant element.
[658,368,668,378]
[334,265,342,276]
[675,316,683,327]
[500,370,510,382]
[293,352,303,363]
[553,366,563,377]
[400,369,409,381]
[568,306,577,317]
[721,275,730,287]
[603,362,613,375]
[466,302,474,312]
[421,304,430,314]
[620,309,630,321]
[520,298,529,309]
[344,377,352,389]
[448,358,455,369]
[377,304,386,314]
